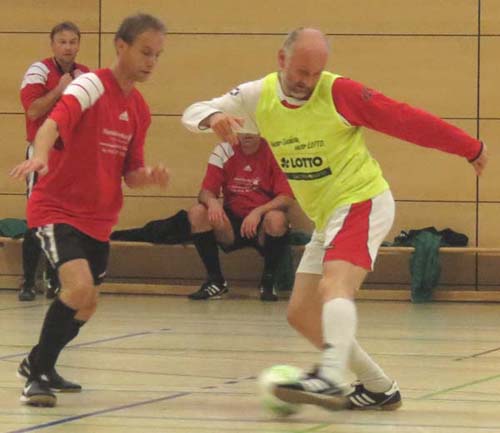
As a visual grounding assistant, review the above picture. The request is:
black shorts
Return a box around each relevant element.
[25,144,38,197]
[220,208,264,255]
[32,223,109,286]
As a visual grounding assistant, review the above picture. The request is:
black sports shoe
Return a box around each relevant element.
[18,285,36,302]
[17,357,82,393]
[20,379,57,407]
[45,281,60,299]
[347,381,402,410]
[273,370,348,411]
[188,280,228,300]
[260,285,278,302]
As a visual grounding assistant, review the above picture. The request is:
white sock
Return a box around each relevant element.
[320,298,357,387]
[349,340,392,393]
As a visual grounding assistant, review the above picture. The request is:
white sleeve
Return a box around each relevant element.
[20,62,49,89]
[63,72,105,111]
[181,78,264,134]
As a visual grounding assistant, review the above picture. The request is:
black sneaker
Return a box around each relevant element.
[44,270,60,299]
[188,280,228,300]
[260,286,278,302]
[45,281,60,299]
[17,357,82,393]
[18,285,36,302]
[347,381,402,410]
[273,370,348,411]
[20,379,57,407]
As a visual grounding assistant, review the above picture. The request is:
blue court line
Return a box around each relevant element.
[5,376,256,433]
[5,391,191,433]
[0,329,171,361]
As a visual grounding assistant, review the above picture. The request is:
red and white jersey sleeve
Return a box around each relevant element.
[331,78,482,161]
[20,58,90,142]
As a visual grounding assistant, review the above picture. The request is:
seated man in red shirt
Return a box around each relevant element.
[188,133,294,302]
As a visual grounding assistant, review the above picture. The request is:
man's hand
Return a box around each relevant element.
[10,157,48,180]
[208,113,245,146]
[471,143,488,176]
[146,164,170,189]
[207,198,229,226]
[57,73,73,93]
[240,208,262,238]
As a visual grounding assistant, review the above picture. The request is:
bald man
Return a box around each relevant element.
[182,27,487,411]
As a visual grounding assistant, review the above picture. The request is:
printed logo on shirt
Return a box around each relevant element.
[119,110,129,122]
[229,87,240,96]
[243,165,252,172]
[280,156,332,181]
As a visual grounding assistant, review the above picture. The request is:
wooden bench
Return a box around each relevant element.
[2,236,500,302]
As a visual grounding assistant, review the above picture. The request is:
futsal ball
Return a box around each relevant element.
[257,364,304,416]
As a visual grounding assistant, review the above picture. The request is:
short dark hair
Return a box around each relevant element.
[50,21,81,41]
[115,13,166,44]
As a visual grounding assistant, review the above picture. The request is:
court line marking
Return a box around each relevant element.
[0,329,171,361]
[455,346,500,361]
[417,373,500,400]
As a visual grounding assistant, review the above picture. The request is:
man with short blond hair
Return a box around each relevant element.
[11,13,169,408]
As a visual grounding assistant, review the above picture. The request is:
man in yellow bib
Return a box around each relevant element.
[182,28,487,411]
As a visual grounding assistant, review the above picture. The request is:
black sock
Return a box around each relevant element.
[28,319,85,370]
[22,230,42,288]
[262,234,289,287]
[30,299,77,378]
[192,231,224,283]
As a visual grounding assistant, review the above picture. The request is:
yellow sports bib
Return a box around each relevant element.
[256,71,388,230]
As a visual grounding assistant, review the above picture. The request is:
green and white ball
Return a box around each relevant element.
[258,365,304,416]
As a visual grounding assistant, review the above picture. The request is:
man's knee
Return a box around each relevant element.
[60,280,97,311]
[188,204,210,231]
[262,210,289,236]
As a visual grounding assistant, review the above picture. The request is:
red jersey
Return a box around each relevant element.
[202,139,293,218]
[27,68,150,241]
[20,57,90,142]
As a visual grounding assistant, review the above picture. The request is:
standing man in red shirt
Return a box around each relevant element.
[188,133,294,301]
[19,21,90,301]
[10,13,169,408]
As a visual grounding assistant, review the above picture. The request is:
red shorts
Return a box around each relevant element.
[297,190,395,273]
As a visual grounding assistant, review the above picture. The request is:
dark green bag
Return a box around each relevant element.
[0,218,28,239]
[409,231,442,303]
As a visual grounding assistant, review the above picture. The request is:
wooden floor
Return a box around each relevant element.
[0,289,500,432]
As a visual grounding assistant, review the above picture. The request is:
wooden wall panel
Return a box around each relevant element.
[0,1,99,32]
[0,34,99,113]
[478,120,500,201]
[0,115,28,194]
[478,204,500,247]
[101,0,477,35]
[0,196,27,220]
[332,36,477,119]
[482,0,500,34]
[367,120,477,202]
[101,35,476,117]
[479,37,500,119]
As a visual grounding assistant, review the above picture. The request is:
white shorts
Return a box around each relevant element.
[296,190,395,274]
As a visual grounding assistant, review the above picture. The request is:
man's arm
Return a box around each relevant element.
[24,73,73,120]
[10,119,59,179]
[252,194,294,216]
[332,77,487,175]
[198,188,229,226]
[182,79,263,145]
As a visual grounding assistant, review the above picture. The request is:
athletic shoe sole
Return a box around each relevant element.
[20,393,56,407]
[273,387,348,411]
